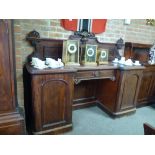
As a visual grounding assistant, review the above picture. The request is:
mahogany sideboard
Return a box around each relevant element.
[23,33,155,134]
[24,63,144,134]
[0,20,24,134]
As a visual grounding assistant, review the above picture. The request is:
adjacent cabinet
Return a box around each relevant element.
[0,20,24,134]
[137,65,155,106]
[124,42,155,106]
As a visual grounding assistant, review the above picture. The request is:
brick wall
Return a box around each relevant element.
[13,19,155,108]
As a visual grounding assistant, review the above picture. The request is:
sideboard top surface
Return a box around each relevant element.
[26,63,145,75]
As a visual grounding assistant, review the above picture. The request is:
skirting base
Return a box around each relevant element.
[0,112,25,135]
[33,124,73,135]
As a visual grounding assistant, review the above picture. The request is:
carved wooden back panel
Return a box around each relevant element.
[26,32,118,62]
[124,42,151,63]
[35,39,63,60]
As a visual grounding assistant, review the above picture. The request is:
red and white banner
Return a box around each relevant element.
[61,19,107,34]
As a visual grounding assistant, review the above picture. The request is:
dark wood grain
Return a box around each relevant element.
[97,69,143,116]
[137,65,155,106]
[0,20,24,134]
[96,70,120,113]
[26,37,64,61]
[73,80,97,109]
[144,123,155,135]
[124,42,151,64]
[124,42,155,107]
[24,65,75,134]
[0,20,14,112]
[116,70,143,113]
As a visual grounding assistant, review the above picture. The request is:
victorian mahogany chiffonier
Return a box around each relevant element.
[23,31,149,135]
[0,20,24,134]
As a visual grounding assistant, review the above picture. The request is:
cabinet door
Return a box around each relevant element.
[31,74,73,132]
[137,71,152,104]
[117,70,142,112]
[0,20,14,112]
[41,79,70,128]
[149,72,155,100]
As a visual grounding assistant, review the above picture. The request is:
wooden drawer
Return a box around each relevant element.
[75,70,114,79]
[76,71,95,79]
[98,70,114,78]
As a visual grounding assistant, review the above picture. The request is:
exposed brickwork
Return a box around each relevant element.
[13,19,155,108]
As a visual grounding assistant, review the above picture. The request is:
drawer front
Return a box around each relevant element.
[98,70,114,78]
[76,70,114,79]
[76,71,95,79]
